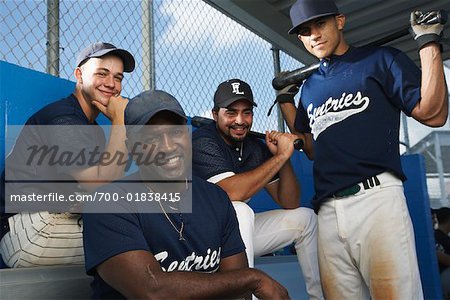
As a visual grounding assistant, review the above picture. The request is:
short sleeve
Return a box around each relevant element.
[192,135,234,180]
[83,186,149,275]
[384,51,421,116]
[46,115,106,173]
[294,97,312,134]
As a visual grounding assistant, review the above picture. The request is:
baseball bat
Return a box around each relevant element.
[191,116,304,151]
[272,9,448,90]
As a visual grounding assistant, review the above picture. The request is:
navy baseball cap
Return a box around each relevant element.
[214,79,257,109]
[125,90,187,134]
[288,0,340,34]
[76,42,135,72]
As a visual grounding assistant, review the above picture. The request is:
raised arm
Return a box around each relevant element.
[409,11,449,127]
[69,96,129,191]
[410,43,448,127]
[96,250,289,300]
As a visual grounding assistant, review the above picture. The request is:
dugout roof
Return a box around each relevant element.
[204,0,450,67]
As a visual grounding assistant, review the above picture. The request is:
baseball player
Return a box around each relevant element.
[275,0,448,298]
[192,79,323,299]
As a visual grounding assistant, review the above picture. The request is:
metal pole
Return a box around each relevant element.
[271,46,286,133]
[434,133,448,206]
[142,0,155,90]
[401,113,411,154]
[46,0,59,76]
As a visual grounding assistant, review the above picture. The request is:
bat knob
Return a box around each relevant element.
[293,139,304,151]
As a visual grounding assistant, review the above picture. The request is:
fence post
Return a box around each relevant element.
[142,0,155,90]
[271,46,285,133]
[46,0,59,76]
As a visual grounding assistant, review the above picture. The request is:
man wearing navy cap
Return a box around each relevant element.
[276,0,448,298]
[192,79,323,299]
[1,42,135,267]
[82,90,289,300]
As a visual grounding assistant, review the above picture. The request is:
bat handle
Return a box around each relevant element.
[293,139,304,151]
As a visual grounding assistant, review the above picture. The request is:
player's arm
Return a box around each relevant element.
[69,96,129,191]
[410,43,448,127]
[409,12,448,127]
[96,250,289,300]
[263,131,300,209]
[436,251,450,267]
[277,92,314,159]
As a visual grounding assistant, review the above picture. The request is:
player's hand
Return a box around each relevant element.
[93,95,129,123]
[253,271,290,300]
[410,11,444,50]
[265,131,296,159]
[275,72,299,105]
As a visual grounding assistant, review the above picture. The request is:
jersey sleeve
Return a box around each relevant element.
[192,135,234,180]
[383,50,421,116]
[46,115,106,173]
[294,97,312,134]
[83,187,149,275]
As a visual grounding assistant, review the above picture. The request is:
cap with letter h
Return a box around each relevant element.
[213,79,257,109]
[288,0,340,34]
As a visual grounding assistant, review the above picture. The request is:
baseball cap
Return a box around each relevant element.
[288,0,340,35]
[76,42,135,72]
[125,90,187,134]
[213,79,257,109]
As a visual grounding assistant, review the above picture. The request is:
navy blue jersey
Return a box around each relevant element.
[83,173,245,299]
[2,95,105,213]
[294,46,421,209]
[192,122,277,183]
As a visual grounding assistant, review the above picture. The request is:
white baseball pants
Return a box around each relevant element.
[232,201,323,300]
[317,172,423,299]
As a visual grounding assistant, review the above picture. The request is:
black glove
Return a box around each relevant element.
[410,11,444,50]
[276,83,300,104]
[267,82,299,116]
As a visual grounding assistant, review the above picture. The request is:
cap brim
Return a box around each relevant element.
[127,109,188,135]
[288,12,338,34]
[89,48,136,72]
[215,96,257,109]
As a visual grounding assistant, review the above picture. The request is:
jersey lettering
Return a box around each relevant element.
[154,247,221,272]
[307,91,370,139]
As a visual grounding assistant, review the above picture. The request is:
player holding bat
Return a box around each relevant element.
[275,0,448,298]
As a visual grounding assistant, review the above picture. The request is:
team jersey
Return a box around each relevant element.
[1,94,105,214]
[192,122,277,184]
[294,46,421,209]
[83,173,245,299]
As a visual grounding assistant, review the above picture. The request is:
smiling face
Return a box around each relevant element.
[75,54,124,106]
[297,15,348,59]
[212,99,253,145]
[138,111,191,181]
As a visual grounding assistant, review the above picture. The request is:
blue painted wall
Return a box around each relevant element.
[0,61,442,298]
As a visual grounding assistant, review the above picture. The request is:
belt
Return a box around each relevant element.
[332,175,381,198]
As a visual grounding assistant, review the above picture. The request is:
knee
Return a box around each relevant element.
[288,207,318,236]
[232,201,255,222]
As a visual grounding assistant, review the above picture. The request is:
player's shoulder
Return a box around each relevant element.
[27,94,87,125]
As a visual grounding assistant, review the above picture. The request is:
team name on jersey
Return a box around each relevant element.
[307,91,370,139]
[154,247,221,272]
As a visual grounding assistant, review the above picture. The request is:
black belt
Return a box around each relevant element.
[332,176,381,198]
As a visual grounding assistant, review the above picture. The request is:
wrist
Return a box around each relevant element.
[276,94,295,104]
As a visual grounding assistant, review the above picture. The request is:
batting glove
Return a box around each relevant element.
[410,11,444,50]
[267,81,299,116]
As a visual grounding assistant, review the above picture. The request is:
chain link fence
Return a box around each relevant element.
[1,0,304,132]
